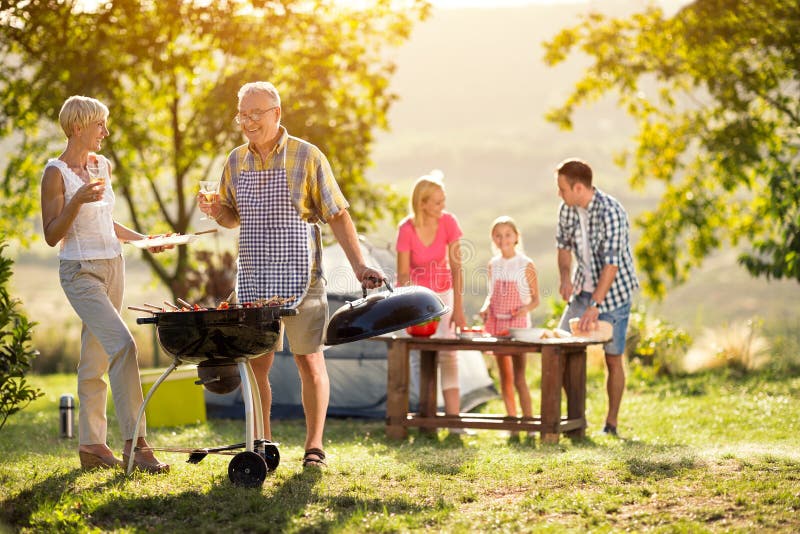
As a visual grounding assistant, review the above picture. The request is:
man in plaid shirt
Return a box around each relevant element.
[199,81,384,468]
[554,158,639,437]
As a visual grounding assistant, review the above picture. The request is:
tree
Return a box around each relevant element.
[542,0,800,297]
[0,0,428,299]
[0,241,42,432]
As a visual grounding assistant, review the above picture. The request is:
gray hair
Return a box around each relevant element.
[237,81,281,107]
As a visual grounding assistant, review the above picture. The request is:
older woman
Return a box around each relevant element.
[40,95,169,473]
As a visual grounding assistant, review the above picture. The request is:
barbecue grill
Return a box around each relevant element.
[129,280,447,487]
[131,303,296,487]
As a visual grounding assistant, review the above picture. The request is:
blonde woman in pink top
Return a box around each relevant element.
[396,170,467,425]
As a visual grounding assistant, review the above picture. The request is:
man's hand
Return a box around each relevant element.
[578,306,600,333]
[559,279,573,302]
[357,266,385,289]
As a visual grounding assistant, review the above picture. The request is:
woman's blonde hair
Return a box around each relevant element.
[490,215,524,254]
[410,169,445,226]
[58,96,109,137]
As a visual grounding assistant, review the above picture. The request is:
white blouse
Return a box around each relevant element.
[44,157,121,261]
[488,253,533,305]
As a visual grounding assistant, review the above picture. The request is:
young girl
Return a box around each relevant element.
[479,216,539,428]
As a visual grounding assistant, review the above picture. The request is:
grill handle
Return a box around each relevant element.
[361,278,392,299]
[278,308,299,317]
[137,317,158,325]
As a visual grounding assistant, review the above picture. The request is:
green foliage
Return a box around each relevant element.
[626,304,692,378]
[0,0,429,299]
[762,318,800,374]
[543,0,800,297]
[543,295,566,329]
[0,241,42,432]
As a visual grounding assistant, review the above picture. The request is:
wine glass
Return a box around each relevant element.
[86,159,109,206]
[199,180,220,220]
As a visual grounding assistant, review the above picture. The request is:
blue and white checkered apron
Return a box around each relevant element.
[236,150,311,309]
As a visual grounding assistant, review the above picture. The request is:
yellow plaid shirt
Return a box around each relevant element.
[219,126,349,279]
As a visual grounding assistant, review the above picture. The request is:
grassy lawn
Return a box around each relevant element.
[1,368,799,533]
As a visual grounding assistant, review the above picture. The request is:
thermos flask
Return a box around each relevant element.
[59,394,74,438]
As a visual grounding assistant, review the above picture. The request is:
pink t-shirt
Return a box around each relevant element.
[396,211,463,292]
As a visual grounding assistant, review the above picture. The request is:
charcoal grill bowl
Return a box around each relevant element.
[137,306,296,363]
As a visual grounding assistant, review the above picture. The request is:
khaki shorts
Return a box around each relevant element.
[275,278,328,355]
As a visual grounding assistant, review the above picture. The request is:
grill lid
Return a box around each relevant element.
[323,281,448,345]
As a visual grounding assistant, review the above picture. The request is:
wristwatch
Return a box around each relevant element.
[589,298,600,309]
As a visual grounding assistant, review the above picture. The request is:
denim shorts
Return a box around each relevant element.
[558,291,632,356]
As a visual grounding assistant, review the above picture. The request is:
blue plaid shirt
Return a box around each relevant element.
[556,187,639,312]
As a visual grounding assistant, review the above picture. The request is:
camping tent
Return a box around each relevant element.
[205,238,498,419]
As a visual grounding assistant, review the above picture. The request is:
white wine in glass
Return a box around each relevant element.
[199,180,220,220]
[86,159,109,206]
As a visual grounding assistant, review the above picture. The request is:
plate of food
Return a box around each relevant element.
[509,327,574,342]
[457,326,485,339]
[509,327,547,342]
[128,234,198,249]
[569,319,613,341]
[127,229,217,249]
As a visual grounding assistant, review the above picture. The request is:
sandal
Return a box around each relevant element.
[302,448,327,468]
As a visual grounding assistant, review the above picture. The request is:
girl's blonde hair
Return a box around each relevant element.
[490,215,524,254]
[58,95,109,138]
[410,169,445,226]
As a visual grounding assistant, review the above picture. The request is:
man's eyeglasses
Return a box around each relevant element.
[234,106,278,125]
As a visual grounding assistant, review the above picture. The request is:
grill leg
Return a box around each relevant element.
[240,359,264,454]
[237,360,255,453]
[127,361,179,475]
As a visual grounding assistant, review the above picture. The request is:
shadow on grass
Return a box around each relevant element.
[0,468,83,528]
[2,463,426,532]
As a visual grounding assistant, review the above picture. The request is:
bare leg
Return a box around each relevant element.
[605,353,625,427]
[294,351,329,452]
[494,354,517,417]
[250,352,274,440]
[511,354,532,418]
[443,387,460,416]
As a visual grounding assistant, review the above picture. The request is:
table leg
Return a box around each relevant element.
[418,349,438,435]
[386,340,410,440]
[564,347,587,439]
[540,345,564,444]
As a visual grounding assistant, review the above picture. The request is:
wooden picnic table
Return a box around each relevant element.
[371,334,603,443]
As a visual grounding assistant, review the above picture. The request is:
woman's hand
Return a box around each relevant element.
[76,180,106,204]
[451,308,467,330]
[137,233,176,254]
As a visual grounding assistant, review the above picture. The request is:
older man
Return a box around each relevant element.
[554,158,639,437]
[199,81,383,467]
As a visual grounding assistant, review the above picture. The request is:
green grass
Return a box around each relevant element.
[2,368,799,533]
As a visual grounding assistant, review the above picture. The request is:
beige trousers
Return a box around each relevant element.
[409,288,459,392]
[59,256,146,445]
